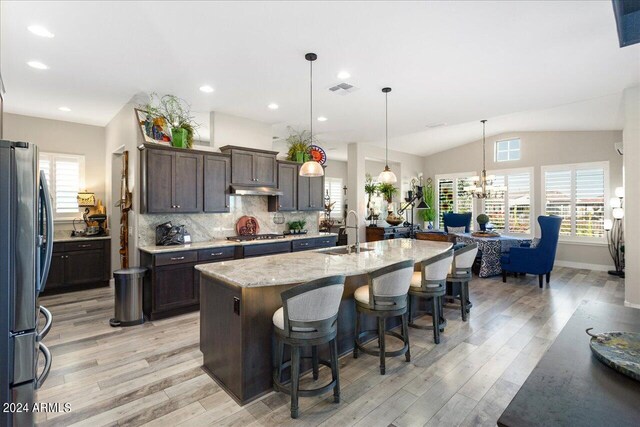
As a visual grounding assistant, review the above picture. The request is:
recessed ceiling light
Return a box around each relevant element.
[337,71,351,80]
[199,85,214,93]
[58,106,71,112]
[317,116,328,122]
[28,25,54,38]
[268,103,279,110]
[27,61,49,70]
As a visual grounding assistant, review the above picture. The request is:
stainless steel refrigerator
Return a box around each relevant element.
[1,140,54,427]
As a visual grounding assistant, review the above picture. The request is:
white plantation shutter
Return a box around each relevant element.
[39,152,85,220]
[436,173,476,229]
[543,162,607,240]
[325,177,344,220]
[544,170,572,235]
[484,168,533,235]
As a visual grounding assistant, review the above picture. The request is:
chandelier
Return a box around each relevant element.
[464,119,506,199]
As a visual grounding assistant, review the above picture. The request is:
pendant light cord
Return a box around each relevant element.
[310,59,313,142]
[385,91,389,167]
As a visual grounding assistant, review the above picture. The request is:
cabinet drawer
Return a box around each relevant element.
[292,239,315,252]
[198,247,235,262]
[243,241,291,258]
[314,236,337,248]
[52,242,65,253]
[64,240,104,251]
[155,251,198,266]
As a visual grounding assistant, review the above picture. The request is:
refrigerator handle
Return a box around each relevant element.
[35,342,52,389]
[36,306,52,341]
[38,172,54,293]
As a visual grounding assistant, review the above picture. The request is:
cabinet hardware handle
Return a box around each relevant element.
[170,256,185,260]
[225,204,229,208]
[78,244,91,248]
[300,243,308,246]
[176,205,180,209]
[211,252,223,256]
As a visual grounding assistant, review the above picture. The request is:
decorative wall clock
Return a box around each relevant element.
[309,145,327,165]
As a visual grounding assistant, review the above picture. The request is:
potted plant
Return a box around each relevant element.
[287,219,307,234]
[140,93,199,149]
[364,174,378,219]
[419,179,436,229]
[378,183,403,225]
[285,127,313,163]
[477,213,490,231]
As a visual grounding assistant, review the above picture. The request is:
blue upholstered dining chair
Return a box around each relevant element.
[500,215,562,288]
[442,212,473,233]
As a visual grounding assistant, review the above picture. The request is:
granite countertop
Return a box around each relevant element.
[53,230,111,242]
[195,239,453,288]
[138,232,339,254]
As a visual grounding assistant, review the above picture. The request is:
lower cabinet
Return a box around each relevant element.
[140,235,338,320]
[43,239,111,294]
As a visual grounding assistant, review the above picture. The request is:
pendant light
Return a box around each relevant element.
[464,119,506,199]
[299,52,325,177]
[377,87,397,184]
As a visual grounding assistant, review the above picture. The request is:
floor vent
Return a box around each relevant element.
[328,82,358,95]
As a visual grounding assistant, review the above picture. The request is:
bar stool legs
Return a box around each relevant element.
[273,337,340,419]
[409,294,444,344]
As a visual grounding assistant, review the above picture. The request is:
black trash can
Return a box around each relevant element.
[109,267,147,327]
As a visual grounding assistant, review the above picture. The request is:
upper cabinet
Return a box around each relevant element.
[220,146,277,187]
[140,145,203,213]
[298,173,325,211]
[268,161,298,212]
[203,154,231,213]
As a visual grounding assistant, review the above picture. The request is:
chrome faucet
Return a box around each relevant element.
[345,209,360,254]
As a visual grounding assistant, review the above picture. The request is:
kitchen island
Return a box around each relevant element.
[196,238,452,405]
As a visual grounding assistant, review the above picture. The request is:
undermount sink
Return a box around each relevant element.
[321,247,374,255]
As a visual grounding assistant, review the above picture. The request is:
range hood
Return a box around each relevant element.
[230,185,283,196]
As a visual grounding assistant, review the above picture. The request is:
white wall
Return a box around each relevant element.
[423,130,623,269]
[210,112,272,151]
[325,159,347,183]
[623,86,639,308]
[104,101,141,272]
[3,113,106,231]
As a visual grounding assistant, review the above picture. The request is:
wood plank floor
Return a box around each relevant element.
[35,267,624,426]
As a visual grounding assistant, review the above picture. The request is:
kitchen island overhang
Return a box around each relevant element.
[196,239,453,405]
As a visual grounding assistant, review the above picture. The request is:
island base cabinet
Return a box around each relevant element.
[199,272,399,405]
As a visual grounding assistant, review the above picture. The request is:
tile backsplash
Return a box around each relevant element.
[137,196,319,247]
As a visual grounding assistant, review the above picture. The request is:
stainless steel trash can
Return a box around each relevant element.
[109,267,147,327]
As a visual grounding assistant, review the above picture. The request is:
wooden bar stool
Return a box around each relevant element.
[272,275,345,419]
[446,243,478,321]
[353,259,414,375]
[409,250,454,344]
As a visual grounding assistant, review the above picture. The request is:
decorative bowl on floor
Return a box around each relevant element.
[586,329,640,382]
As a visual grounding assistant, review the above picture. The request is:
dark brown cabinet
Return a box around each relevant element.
[268,161,298,212]
[43,239,111,294]
[298,174,325,211]
[153,262,200,313]
[140,145,203,214]
[204,154,231,213]
[366,225,418,242]
[220,145,277,187]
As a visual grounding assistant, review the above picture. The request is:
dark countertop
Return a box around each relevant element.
[498,300,640,427]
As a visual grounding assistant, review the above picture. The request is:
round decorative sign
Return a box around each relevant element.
[309,145,327,165]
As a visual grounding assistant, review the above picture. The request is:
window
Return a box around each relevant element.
[39,152,85,220]
[495,138,521,162]
[324,177,344,220]
[542,162,608,240]
[435,173,475,229]
[484,168,533,235]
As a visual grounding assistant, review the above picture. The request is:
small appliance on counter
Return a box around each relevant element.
[155,221,191,246]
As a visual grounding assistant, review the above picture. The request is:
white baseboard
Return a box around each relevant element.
[109,278,115,287]
[554,260,613,272]
[624,301,640,309]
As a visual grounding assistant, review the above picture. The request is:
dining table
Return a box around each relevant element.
[455,232,531,278]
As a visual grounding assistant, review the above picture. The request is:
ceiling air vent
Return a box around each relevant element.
[328,82,358,96]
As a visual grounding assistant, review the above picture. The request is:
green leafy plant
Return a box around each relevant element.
[285,127,314,161]
[139,93,199,148]
[364,174,378,196]
[419,180,436,222]
[476,213,490,225]
[377,183,398,204]
[287,219,307,231]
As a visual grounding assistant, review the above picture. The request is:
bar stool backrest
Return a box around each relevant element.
[281,275,346,339]
[418,250,454,292]
[367,259,414,310]
[451,243,478,278]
